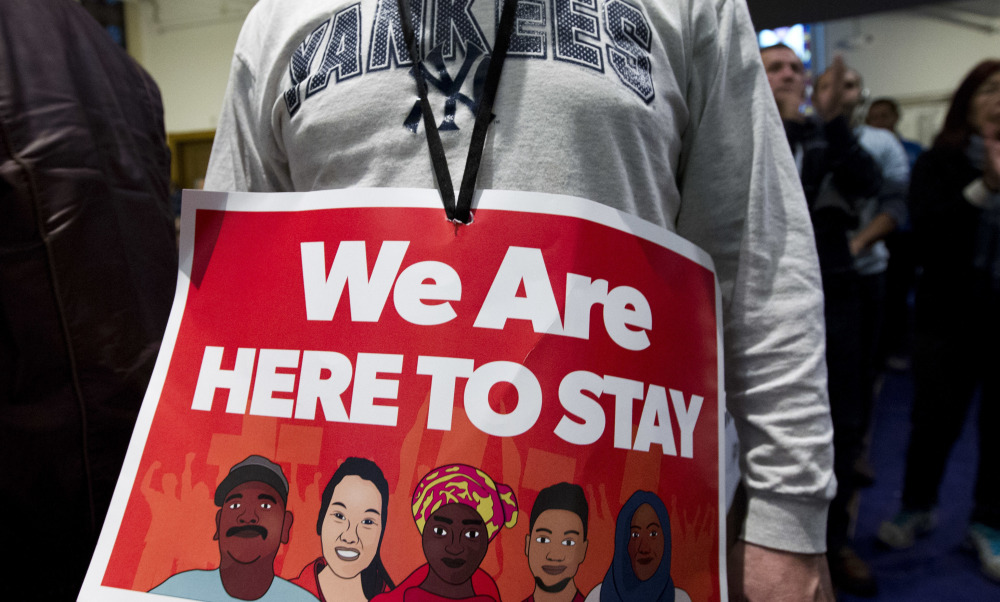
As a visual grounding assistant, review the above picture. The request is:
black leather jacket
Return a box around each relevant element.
[0,0,177,597]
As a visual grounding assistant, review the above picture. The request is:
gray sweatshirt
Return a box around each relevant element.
[206,0,835,554]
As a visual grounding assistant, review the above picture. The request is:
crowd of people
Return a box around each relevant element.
[761,43,1000,597]
[2,0,999,600]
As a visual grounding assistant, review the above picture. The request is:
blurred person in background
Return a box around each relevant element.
[0,0,177,598]
[761,43,883,598]
[814,67,909,399]
[865,97,923,374]
[814,65,910,502]
[877,59,1000,585]
[866,98,924,169]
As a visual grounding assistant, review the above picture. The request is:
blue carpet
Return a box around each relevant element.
[840,369,1000,601]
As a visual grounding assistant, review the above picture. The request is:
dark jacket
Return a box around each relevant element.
[0,0,177,597]
[910,146,993,332]
[783,115,882,274]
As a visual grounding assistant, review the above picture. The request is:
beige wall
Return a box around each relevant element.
[822,7,1000,144]
[125,1,998,144]
[125,1,250,134]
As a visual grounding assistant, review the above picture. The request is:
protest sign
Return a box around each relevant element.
[80,188,724,602]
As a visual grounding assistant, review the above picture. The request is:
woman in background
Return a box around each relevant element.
[878,59,1000,583]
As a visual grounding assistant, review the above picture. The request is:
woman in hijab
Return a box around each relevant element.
[373,463,519,602]
[585,491,690,602]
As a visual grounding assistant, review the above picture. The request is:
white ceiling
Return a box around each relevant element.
[946,0,1000,18]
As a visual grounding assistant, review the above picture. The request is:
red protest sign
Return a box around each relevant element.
[81,189,723,602]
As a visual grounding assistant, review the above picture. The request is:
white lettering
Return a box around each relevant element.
[393,261,461,325]
[416,355,475,430]
[562,274,609,340]
[249,349,300,418]
[301,240,409,322]
[295,350,353,421]
[671,389,704,458]
[633,385,677,455]
[191,346,256,413]
[349,353,402,426]
[603,375,644,450]
[474,247,563,334]
[464,361,542,437]
[555,370,606,445]
[604,285,651,350]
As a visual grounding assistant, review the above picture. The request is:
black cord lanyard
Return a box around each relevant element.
[396,0,518,224]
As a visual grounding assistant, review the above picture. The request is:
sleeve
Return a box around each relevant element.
[204,7,293,192]
[964,177,1000,209]
[824,117,882,201]
[674,0,835,554]
[869,129,911,227]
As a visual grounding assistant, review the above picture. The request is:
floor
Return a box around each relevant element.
[839,367,1000,601]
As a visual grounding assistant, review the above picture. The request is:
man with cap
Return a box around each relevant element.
[150,455,319,601]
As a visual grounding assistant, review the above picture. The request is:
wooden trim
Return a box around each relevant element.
[167,129,215,188]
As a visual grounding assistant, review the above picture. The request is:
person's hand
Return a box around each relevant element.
[983,122,1000,192]
[728,541,835,602]
[812,56,846,124]
[849,236,865,257]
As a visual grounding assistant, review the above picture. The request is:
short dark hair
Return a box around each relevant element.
[529,482,589,540]
[869,97,900,118]
[316,457,394,596]
[934,59,1000,151]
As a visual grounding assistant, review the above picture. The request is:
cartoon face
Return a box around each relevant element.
[627,503,663,582]
[321,475,383,579]
[422,503,489,586]
[525,509,588,590]
[215,481,291,566]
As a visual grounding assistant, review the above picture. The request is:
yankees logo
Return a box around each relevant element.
[282,0,655,120]
[403,44,491,133]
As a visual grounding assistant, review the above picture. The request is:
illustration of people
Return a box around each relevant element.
[372,464,518,602]
[584,491,690,602]
[292,457,395,601]
[523,483,590,602]
[150,455,318,601]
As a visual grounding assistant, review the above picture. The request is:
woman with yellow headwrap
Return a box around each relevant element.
[373,464,518,602]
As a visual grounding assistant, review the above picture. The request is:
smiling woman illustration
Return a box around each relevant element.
[373,464,518,602]
[584,491,690,602]
[293,458,394,602]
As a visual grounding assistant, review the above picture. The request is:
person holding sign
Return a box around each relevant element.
[373,464,518,602]
[205,0,839,598]
[150,456,318,602]
[293,457,396,601]
[584,491,690,602]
